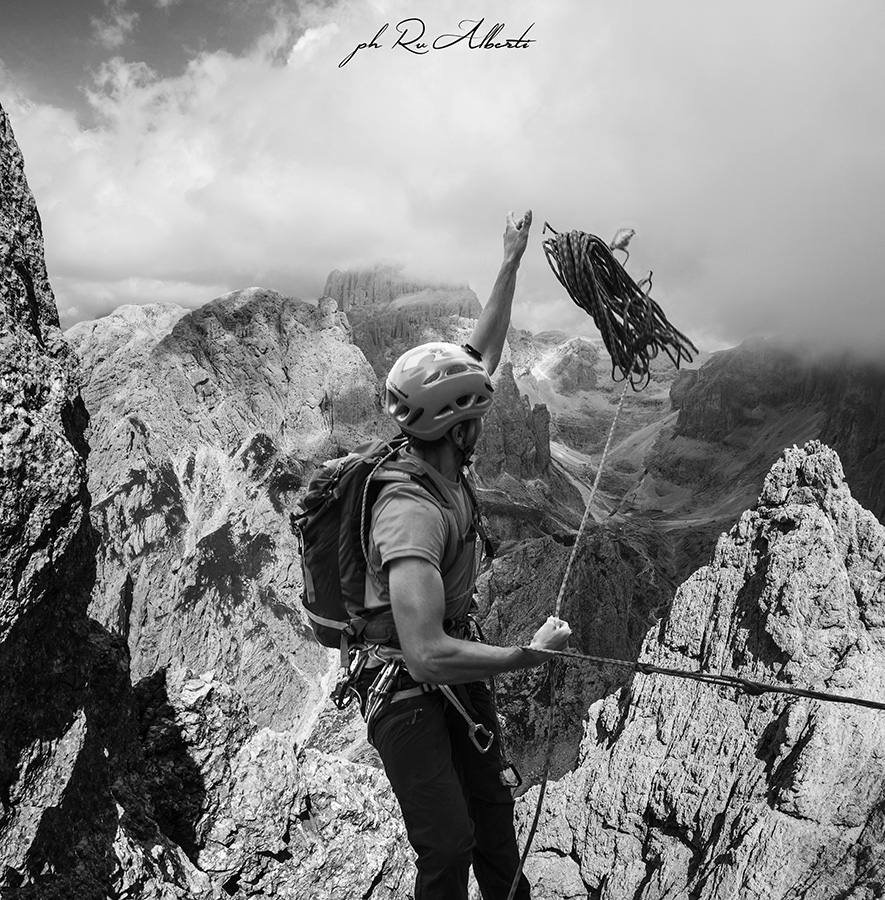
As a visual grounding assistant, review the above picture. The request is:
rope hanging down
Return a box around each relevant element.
[541,223,698,387]
[507,224,699,900]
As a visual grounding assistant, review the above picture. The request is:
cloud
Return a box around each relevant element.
[4,0,885,357]
[92,0,140,50]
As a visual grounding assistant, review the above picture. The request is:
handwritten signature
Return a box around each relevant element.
[339,18,536,68]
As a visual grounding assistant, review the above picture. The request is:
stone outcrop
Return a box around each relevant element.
[136,667,413,899]
[323,265,482,379]
[65,290,382,733]
[0,100,209,900]
[519,441,885,899]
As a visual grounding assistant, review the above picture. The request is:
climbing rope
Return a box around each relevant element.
[523,647,885,712]
[541,223,698,388]
[507,224,698,900]
[506,378,630,900]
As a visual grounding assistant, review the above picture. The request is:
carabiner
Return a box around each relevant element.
[469,722,495,754]
[364,659,401,726]
[331,648,369,709]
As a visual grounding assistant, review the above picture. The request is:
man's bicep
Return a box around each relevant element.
[387,557,447,653]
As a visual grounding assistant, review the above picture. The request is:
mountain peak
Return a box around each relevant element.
[528,439,885,898]
[323,265,475,313]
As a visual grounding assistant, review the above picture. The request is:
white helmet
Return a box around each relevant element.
[385,342,494,441]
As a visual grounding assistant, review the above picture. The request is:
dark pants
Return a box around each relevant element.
[368,680,530,900]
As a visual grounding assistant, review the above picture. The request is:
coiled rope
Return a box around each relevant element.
[541,224,698,387]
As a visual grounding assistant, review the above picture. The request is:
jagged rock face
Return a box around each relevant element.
[323,265,482,379]
[476,362,553,484]
[521,442,885,899]
[0,102,209,899]
[543,337,601,393]
[65,290,383,733]
[475,521,676,783]
[0,105,87,640]
[669,340,885,522]
[136,667,412,899]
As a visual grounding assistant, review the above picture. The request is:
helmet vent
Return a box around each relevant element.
[445,363,468,376]
[423,371,441,385]
[455,394,473,409]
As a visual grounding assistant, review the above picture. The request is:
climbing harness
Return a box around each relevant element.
[358,657,499,755]
[541,223,698,387]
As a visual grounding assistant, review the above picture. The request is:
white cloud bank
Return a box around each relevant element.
[4,0,885,354]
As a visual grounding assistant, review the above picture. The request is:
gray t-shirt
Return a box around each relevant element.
[364,450,478,630]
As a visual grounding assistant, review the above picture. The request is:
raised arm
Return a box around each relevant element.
[467,209,532,376]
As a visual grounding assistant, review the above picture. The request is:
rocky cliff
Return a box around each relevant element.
[520,441,885,899]
[1,105,414,900]
[323,265,482,380]
[65,292,379,734]
[0,101,212,899]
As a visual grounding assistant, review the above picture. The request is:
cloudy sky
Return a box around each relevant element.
[1,0,883,355]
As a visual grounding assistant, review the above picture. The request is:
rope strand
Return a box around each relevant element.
[507,371,632,900]
[525,647,885,713]
[508,223,698,899]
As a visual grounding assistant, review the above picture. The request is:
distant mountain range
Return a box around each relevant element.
[4,96,885,899]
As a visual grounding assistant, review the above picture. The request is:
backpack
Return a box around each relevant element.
[291,437,484,664]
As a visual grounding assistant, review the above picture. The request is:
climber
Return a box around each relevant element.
[355,210,572,900]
